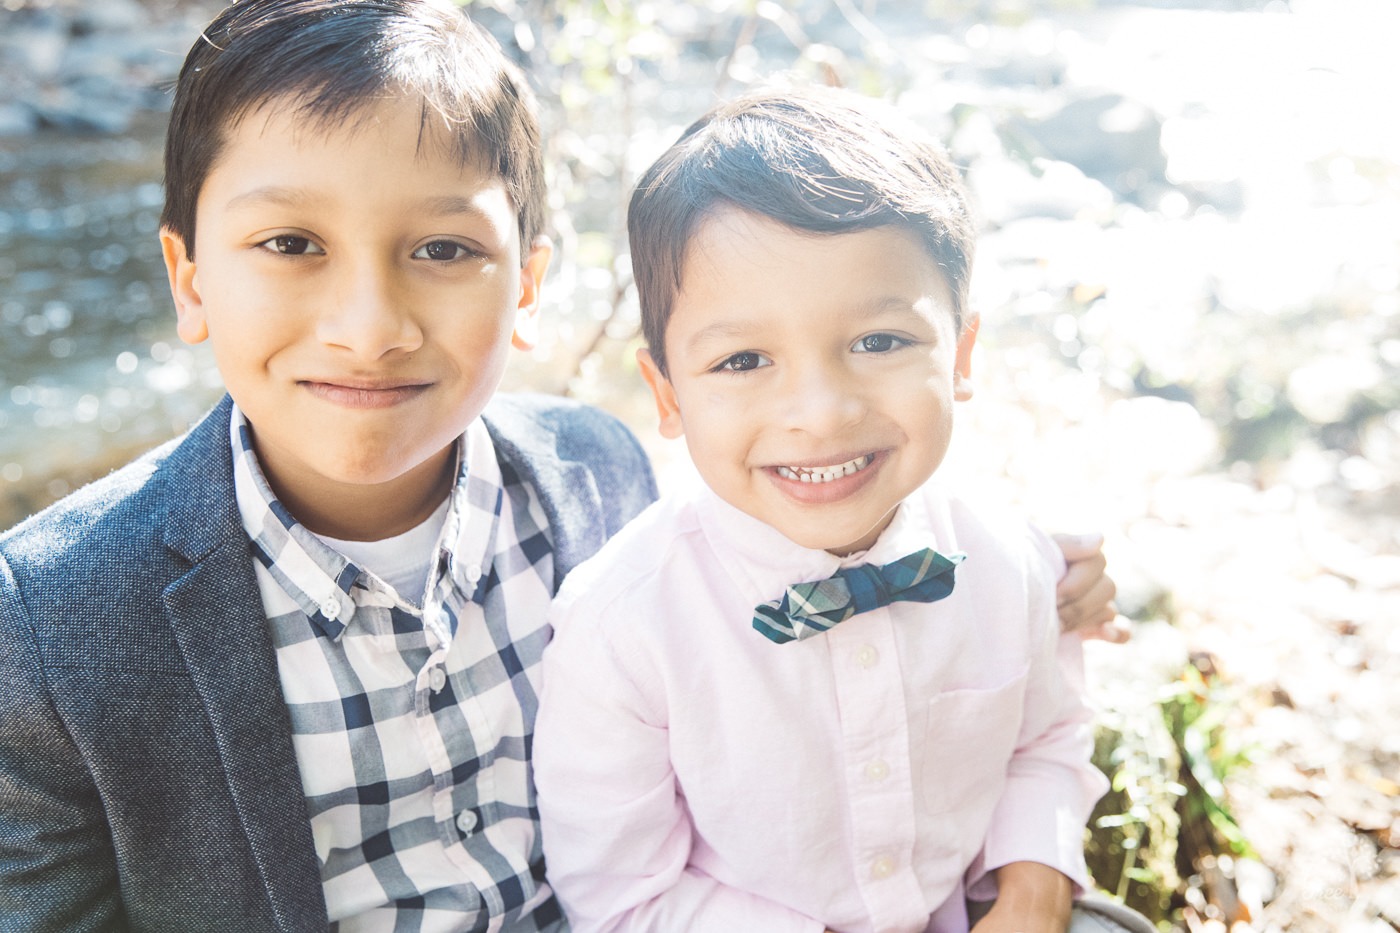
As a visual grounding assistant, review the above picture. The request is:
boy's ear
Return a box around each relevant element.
[160,227,209,345]
[512,235,553,351]
[953,311,980,402]
[637,347,684,440]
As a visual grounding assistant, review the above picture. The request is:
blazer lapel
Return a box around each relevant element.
[159,398,328,929]
[483,398,606,589]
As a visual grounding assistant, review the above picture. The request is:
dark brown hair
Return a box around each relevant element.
[629,86,975,376]
[162,0,544,262]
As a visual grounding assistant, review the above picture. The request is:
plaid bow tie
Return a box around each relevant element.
[753,548,965,645]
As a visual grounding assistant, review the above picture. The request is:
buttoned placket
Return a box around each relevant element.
[414,423,511,894]
[413,554,485,855]
[825,609,929,932]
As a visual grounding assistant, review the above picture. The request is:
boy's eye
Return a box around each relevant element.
[852,333,906,354]
[413,240,475,262]
[258,235,323,256]
[716,351,770,373]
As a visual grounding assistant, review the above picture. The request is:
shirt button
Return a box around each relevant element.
[854,645,879,669]
[456,809,478,835]
[320,597,341,621]
[871,855,896,880]
[428,667,447,693]
[864,759,890,782]
[464,563,483,583]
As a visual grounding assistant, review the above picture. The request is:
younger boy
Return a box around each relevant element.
[533,88,1149,933]
[0,2,655,930]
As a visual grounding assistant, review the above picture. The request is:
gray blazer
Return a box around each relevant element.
[0,393,657,932]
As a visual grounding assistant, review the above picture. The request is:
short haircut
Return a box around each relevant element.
[629,86,976,376]
[162,0,544,263]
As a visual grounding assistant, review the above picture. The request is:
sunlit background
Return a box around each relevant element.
[1,0,1396,929]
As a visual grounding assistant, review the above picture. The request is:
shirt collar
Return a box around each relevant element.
[690,475,943,610]
[230,404,503,639]
[436,416,505,608]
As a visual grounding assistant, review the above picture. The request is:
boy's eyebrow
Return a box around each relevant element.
[231,189,509,218]
[224,188,504,226]
[417,195,505,225]
[224,185,311,212]
[683,319,759,354]
[683,295,940,353]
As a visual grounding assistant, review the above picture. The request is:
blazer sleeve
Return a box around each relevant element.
[0,552,129,933]
[484,393,658,585]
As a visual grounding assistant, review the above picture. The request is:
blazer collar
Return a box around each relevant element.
[158,395,329,928]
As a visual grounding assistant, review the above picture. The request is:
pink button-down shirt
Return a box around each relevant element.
[534,476,1106,933]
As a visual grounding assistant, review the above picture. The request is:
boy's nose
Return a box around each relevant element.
[778,364,867,436]
[317,262,424,360]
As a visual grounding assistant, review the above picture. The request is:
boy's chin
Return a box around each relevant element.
[771,515,894,558]
[268,441,457,496]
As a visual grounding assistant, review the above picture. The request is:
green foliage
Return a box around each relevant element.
[1087,656,1256,927]
[1161,663,1257,863]
[1087,683,1184,923]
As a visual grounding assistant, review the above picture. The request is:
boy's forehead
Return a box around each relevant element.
[684,206,952,292]
[673,207,958,324]
[197,94,518,236]
[221,92,488,168]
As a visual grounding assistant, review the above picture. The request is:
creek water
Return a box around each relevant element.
[0,110,221,523]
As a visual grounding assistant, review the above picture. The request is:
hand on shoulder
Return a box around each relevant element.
[1052,532,1129,643]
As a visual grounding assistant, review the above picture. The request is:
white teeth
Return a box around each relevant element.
[776,454,873,484]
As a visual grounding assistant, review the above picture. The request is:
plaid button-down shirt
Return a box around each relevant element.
[230,406,562,932]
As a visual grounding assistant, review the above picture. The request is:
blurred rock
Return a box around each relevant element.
[31,86,137,134]
[0,8,68,79]
[1010,92,1169,204]
[0,1,208,137]
[967,155,1115,224]
[1286,353,1382,425]
[70,0,147,34]
[0,102,37,136]
[1106,395,1218,475]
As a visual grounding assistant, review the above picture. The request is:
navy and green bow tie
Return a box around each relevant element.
[753,548,965,645]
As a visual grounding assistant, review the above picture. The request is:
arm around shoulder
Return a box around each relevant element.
[0,552,127,932]
[1051,532,1128,643]
[484,394,658,583]
[548,396,659,533]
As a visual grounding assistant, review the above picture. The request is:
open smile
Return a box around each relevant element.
[774,453,875,484]
[765,450,886,508]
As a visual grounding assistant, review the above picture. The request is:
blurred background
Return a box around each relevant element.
[0,0,1395,929]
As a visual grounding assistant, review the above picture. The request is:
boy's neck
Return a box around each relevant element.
[260,443,458,542]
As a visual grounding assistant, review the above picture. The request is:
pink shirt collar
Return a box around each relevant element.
[687,474,951,611]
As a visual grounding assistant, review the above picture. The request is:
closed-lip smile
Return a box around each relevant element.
[300,377,431,409]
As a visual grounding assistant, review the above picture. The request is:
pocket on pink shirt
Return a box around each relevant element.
[919,665,1029,815]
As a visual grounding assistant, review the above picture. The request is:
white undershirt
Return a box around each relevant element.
[316,496,451,608]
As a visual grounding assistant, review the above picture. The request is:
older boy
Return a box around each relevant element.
[0,2,654,930]
[0,4,1116,932]
[533,88,1151,933]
